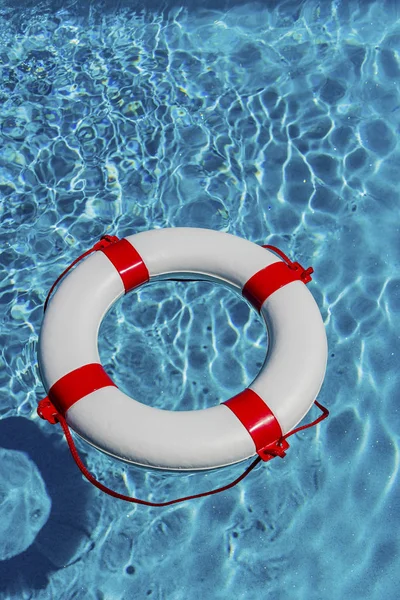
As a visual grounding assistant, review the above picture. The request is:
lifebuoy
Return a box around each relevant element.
[38,228,327,471]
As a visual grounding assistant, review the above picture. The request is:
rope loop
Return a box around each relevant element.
[37,398,328,506]
[38,236,329,506]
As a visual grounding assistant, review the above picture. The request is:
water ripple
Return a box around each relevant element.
[0,0,399,599]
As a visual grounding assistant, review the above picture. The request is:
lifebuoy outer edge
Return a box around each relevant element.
[38,228,328,471]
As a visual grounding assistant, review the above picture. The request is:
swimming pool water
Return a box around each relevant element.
[0,0,399,598]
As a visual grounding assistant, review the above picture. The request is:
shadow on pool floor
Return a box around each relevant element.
[0,417,99,595]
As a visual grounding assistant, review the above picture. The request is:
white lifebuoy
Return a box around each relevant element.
[38,228,327,471]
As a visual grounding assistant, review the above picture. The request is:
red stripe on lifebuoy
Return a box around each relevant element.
[224,389,283,459]
[48,363,116,416]
[101,238,149,292]
[243,260,313,312]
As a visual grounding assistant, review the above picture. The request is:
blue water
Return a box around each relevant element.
[0,0,399,598]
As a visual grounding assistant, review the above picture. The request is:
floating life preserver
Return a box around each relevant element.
[38,228,327,472]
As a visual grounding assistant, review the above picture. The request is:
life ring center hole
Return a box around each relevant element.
[98,279,268,410]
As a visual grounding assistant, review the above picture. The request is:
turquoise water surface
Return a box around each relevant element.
[0,0,399,598]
